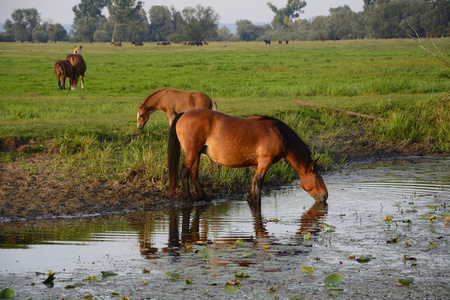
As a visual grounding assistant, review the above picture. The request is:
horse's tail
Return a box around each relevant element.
[167,113,184,198]
[210,99,218,111]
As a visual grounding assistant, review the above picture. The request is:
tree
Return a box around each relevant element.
[46,23,68,42]
[267,0,306,29]
[32,24,48,42]
[216,26,233,41]
[181,5,219,42]
[236,19,260,41]
[4,8,41,42]
[149,5,174,41]
[107,0,143,42]
[72,0,107,42]
[328,5,358,39]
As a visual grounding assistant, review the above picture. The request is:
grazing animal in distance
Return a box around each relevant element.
[137,88,218,128]
[132,42,144,46]
[166,109,329,204]
[54,60,73,90]
[111,42,122,47]
[264,40,271,45]
[66,54,86,90]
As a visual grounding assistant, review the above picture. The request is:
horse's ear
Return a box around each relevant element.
[79,45,82,49]
[309,159,319,172]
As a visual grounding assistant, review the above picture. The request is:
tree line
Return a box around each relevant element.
[1,0,449,43]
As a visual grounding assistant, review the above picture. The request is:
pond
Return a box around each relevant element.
[1,157,449,299]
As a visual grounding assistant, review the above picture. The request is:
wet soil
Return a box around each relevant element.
[0,137,435,221]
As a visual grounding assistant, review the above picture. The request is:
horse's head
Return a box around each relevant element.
[300,160,328,202]
[73,45,82,55]
[137,104,149,129]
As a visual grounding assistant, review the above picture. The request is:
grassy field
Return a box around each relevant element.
[0,39,449,190]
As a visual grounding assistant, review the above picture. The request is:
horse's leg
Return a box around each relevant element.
[80,74,84,89]
[62,76,66,90]
[180,163,192,201]
[248,162,271,204]
[190,155,210,202]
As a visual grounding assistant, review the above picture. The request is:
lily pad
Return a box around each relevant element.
[101,271,118,277]
[324,273,344,287]
[300,266,314,274]
[356,256,372,263]
[234,239,244,248]
[224,285,239,294]
[165,271,182,280]
[197,247,213,258]
[242,250,257,258]
[396,277,414,285]
[0,288,14,299]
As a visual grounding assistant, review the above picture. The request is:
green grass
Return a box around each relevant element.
[0,39,449,190]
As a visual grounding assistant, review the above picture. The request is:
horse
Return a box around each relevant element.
[66,54,86,90]
[132,41,144,46]
[54,60,73,90]
[166,109,328,204]
[137,88,218,128]
[111,42,122,47]
[264,40,271,45]
[73,45,82,55]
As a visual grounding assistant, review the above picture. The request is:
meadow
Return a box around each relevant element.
[0,39,449,192]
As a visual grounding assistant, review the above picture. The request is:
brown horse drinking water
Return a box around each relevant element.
[166,109,328,204]
[54,60,73,90]
[137,88,218,128]
[66,53,86,90]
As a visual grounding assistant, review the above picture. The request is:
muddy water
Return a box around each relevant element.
[1,157,449,299]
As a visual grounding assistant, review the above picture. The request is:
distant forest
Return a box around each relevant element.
[1,0,449,43]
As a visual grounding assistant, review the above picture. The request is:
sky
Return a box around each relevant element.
[0,0,364,25]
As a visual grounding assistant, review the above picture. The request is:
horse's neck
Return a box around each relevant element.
[145,92,164,111]
[286,151,310,177]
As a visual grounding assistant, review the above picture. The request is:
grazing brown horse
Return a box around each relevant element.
[111,42,122,47]
[66,54,86,90]
[137,88,218,128]
[54,60,73,90]
[166,109,328,204]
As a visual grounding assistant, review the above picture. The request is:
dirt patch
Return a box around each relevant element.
[0,137,440,221]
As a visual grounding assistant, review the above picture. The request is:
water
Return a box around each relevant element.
[1,157,449,299]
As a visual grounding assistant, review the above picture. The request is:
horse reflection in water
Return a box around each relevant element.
[134,201,328,266]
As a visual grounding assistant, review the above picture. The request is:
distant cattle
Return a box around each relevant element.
[132,42,144,46]
[264,40,271,45]
[157,42,171,46]
[111,42,122,47]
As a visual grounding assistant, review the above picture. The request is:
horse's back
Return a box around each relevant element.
[176,109,284,167]
[66,54,86,75]
[54,60,73,76]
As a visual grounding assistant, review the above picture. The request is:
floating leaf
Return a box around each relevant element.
[197,247,213,258]
[300,266,314,274]
[142,279,148,285]
[142,268,150,274]
[396,277,414,285]
[223,285,239,294]
[426,205,439,210]
[403,255,417,261]
[186,278,193,284]
[268,218,279,222]
[235,272,249,278]
[382,215,394,222]
[428,215,437,223]
[43,272,56,287]
[83,275,98,282]
[165,271,182,280]
[101,271,118,277]
[241,250,257,258]
[234,239,244,248]
[428,242,438,248]
[269,286,276,292]
[81,294,94,299]
[226,279,240,286]
[0,288,14,299]
[303,233,311,240]
[348,254,355,259]
[263,244,271,250]
[356,256,372,263]
[387,237,399,244]
[324,273,344,288]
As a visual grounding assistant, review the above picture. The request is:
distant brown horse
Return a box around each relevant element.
[73,45,82,55]
[166,109,328,204]
[137,88,218,128]
[111,42,122,47]
[66,54,86,90]
[54,60,73,90]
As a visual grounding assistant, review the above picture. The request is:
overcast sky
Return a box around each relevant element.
[0,0,364,25]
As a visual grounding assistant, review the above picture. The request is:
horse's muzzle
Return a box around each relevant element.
[137,124,144,129]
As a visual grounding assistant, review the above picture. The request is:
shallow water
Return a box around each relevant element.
[1,157,449,299]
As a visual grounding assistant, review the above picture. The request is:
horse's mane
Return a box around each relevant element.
[259,116,312,165]
[139,87,169,108]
